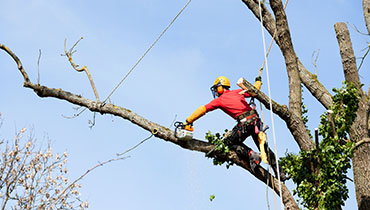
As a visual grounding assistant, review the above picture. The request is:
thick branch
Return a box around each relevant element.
[0,44,30,83]
[334,23,361,89]
[363,0,370,35]
[297,61,333,109]
[269,0,301,116]
[241,0,279,45]
[239,78,315,151]
[0,44,298,210]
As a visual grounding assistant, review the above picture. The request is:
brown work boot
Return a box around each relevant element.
[232,145,261,172]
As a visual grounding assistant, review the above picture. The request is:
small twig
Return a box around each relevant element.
[116,133,154,156]
[357,43,370,72]
[117,128,158,156]
[50,155,129,208]
[69,37,83,55]
[37,49,41,85]
[347,22,369,36]
[355,138,370,148]
[63,38,100,102]
[88,112,97,129]
[61,107,88,119]
[169,114,177,129]
[311,49,320,75]
[345,176,354,182]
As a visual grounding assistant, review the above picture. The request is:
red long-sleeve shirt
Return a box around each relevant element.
[204,89,253,119]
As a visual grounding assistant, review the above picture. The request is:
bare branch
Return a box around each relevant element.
[270,0,302,116]
[0,44,30,83]
[311,49,320,75]
[51,155,128,208]
[297,61,333,109]
[334,23,361,88]
[355,138,370,148]
[363,0,370,35]
[37,49,41,85]
[241,0,279,44]
[347,21,369,36]
[63,38,100,102]
[357,43,370,71]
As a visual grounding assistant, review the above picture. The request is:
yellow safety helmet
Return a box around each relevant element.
[210,76,230,98]
[213,76,230,87]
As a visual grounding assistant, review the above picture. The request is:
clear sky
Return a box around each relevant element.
[1,0,369,209]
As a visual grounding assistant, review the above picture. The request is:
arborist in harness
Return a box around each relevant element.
[183,76,286,181]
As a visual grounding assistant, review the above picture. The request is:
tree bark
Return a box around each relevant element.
[334,22,370,210]
[0,44,300,210]
[269,0,301,116]
[363,0,370,35]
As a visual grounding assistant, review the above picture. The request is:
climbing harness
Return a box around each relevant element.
[102,0,192,105]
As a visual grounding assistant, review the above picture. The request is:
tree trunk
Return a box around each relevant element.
[334,22,370,210]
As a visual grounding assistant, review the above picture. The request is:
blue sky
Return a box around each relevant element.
[1,0,369,209]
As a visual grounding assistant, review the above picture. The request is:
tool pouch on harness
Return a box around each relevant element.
[224,110,261,145]
[237,109,259,126]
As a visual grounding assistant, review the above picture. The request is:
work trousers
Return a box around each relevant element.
[226,117,280,175]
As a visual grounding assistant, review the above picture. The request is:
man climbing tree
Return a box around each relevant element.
[183,76,286,180]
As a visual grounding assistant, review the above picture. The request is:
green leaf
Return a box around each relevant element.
[210,194,215,202]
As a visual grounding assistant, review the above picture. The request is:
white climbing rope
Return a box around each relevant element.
[257,1,284,210]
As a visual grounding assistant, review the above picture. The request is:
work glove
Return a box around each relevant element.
[183,120,194,131]
[186,105,206,124]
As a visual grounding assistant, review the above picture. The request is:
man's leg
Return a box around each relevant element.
[251,133,287,181]
[226,123,261,172]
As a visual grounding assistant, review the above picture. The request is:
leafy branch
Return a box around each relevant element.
[280,82,360,210]
[204,130,233,168]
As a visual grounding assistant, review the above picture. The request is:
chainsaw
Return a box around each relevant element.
[174,121,193,141]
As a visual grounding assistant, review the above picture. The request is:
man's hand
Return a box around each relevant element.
[183,120,194,131]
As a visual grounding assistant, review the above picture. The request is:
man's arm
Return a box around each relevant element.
[186,105,206,124]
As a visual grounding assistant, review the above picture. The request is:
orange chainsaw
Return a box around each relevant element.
[174,121,193,141]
